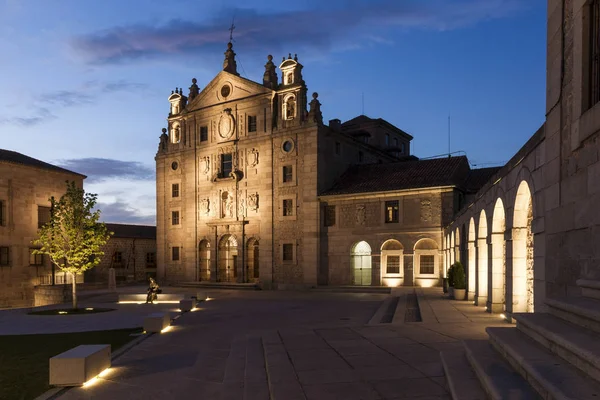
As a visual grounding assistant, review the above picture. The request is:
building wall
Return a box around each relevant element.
[0,163,83,308]
[86,237,156,283]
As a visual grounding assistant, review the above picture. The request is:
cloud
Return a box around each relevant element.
[56,158,155,183]
[96,200,156,225]
[0,107,56,126]
[71,0,527,64]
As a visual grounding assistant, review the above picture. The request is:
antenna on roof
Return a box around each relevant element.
[361,92,365,115]
[447,114,451,158]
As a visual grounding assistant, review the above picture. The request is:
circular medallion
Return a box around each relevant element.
[218,113,235,139]
[221,85,231,98]
[171,161,179,171]
[282,140,294,153]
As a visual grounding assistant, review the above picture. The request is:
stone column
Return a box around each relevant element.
[488,232,505,313]
[475,237,488,306]
[108,268,116,292]
[504,229,514,316]
[467,241,476,300]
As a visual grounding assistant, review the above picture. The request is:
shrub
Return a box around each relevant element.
[453,261,466,290]
[447,265,455,287]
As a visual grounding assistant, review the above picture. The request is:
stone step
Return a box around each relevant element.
[311,286,391,294]
[576,279,600,300]
[440,348,487,400]
[513,312,600,382]
[487,327,600,399]
[244,336,270,400]
[545,296,600,334]
[463,339,540,400]
[179,282,260,290]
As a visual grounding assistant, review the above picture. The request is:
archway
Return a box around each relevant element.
[513,181,534,312]
[351,241,372,286]
[218,235,238,282]
[246,238,259,283]
[490,198,506,313]
[468,218,476,300]
[477,210,489,305]
[381,239,404,286]
[414,238,438,287]
[198,240,210,281]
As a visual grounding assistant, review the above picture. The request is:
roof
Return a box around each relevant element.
[321,156,471,196]
[0,149,86,178]
[105,223,156,240]
[341,115,414,140]
[462,167,502,193]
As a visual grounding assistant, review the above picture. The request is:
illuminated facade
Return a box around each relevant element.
[155,44,494,288]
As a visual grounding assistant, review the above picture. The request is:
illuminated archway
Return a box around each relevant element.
[490,198,506,312]
[414,238,438,287]
[468,218,477,300]
[513,181,534,313]
[246,238,259,283]
[218,235,238,282]
[198,240,210,281]
[477,210,489,305]
[351,241,372,286]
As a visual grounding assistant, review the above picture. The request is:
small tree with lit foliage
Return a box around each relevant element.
[33,181,112,309]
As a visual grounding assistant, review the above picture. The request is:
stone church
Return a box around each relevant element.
[155,43,495,289]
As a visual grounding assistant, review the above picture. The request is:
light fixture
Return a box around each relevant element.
[58,311,68,315]
[161,326,173,333]
[85,308,94,311]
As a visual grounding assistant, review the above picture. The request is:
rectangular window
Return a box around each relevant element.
[29,249,43,266]
[385,200,399,223]
[146,252,156,267]
[172,246,180,261]
[172,210,180,225]
[335,141,341,155]
[420,255,435,274]
[282,243,293,262]
[385,134,390,146]
[282,165,293,183]
[200,126,208,142]
[386,255,401,274]
[172,183,180,198]
[590,0,600,108]
[394,138,398,147]
[221,153,233,178]
[0,247,8,266]
[401,143,406,154]
[37,206,51,229]
[113,251,123,265]
[248,115,257,132]
[283,199,294,216]
[358,151,364,162]
[324,205,336,227]
[0,200,5,226]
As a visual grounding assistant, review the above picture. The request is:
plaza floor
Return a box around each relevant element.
[16,287,507,400]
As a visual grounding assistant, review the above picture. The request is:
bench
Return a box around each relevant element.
[118,293,186,303]
[179,299,194,312]
[49,344,111,386]
[192,291,209,301]
[144,312,171,333]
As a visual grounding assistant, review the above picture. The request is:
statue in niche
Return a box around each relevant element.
[248,193,259,211]
[285,98,295,120]
[172,125,181,143]
[287,73,293,84]
[356,205,366,226]
[199,198,210,216]
[238,198,245,218]
[248,149,259,167]
[222,191,234,218]
[201,157,210,175]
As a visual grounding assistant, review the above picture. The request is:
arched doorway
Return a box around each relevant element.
[351,241,372,286]
[491,198,506,312]
[218,235,238,282]
[413,238,438,287]
[381,239,404,286]
[513,181,534,313]
[198,240,210,281]
[477,210,488,305]
[246,238,259,283]
[468,218,476,300]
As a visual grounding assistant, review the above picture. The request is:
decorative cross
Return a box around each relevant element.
[229,20,235,42]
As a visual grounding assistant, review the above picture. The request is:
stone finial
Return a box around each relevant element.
[188,78,200,101]
[294,53,298,61]
[288,53,292,59]
[263,54,278,90]
[223,42,239,75]
[308,92,323,125]
[159,128,169,151]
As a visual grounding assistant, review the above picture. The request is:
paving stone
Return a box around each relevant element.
[344,353,406,369]
[297,368,361,385]
[303,382,382,400]
[372,377,447,398]
[357,365,423,381]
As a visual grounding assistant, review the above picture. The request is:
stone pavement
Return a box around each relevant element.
[45,287,508,400]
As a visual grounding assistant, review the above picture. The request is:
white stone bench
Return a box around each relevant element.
[144,312,171,333]
[191,291,209,301]
[179,299,194,312]
[118,293,186,303]
[49,344,111,386]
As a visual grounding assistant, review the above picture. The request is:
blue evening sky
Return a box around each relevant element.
[0,0,546,224]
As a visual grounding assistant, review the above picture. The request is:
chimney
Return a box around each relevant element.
[329,119,341,132]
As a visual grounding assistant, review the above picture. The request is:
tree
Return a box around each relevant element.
[33,181,112,309]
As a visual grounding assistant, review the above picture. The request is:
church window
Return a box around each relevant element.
[420,255,435,274]
[282,243,293,261]
[172,246,180,261]
[29,249,43,266]
[171,161,179,171]
[172,183,179,198]
[221,85,231,98]
[0,247,9,266]
[283,199,294,216]
[335,142,341,156]
[358,151,364,162]
[248,115,257,132]
[172,211,180,225]
[200,126,208,142]
[221,153,233,178]
[589,0,600,108]
[282,140,294,153]
[385,200,399,223]
[385,134,390,146]
[37,206,51,229]
[386,256,401,274]
[0,200,5,226]
[284,96,295,120]
[324,205,336,227]
[283,165,293,183]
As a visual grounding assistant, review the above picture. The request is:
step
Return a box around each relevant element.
[576,279,600,300]
[487,327,600,400]
[545,296,600,334]
[440,348,487,400]
[513,312,600,382]
[179,282,259,290]
[244,336,270,400]
[311,286,391,294]
[463,339,541,400]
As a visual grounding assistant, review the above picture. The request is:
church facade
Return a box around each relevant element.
[155,43,492,288]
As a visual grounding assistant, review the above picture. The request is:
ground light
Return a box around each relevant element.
[117,301,181,304]
[161,326,173,333]
[82,368,111,388]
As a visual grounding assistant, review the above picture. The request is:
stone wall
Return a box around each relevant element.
[86,237,156,283]
[34,285,72,307]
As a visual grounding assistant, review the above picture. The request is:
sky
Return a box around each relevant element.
[0,0,547,225]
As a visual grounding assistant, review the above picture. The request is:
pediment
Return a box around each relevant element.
[186,71,273,111]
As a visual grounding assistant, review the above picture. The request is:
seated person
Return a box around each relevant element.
[146,277,160,304]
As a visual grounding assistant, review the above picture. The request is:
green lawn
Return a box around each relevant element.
[0,327,143,400]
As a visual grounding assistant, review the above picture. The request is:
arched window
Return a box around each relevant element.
[283,95,296,120]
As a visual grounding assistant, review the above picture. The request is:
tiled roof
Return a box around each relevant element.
[321,156,471,196]
[0,149,86,177]
[105,223,156,240]
[463,167,502,193]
